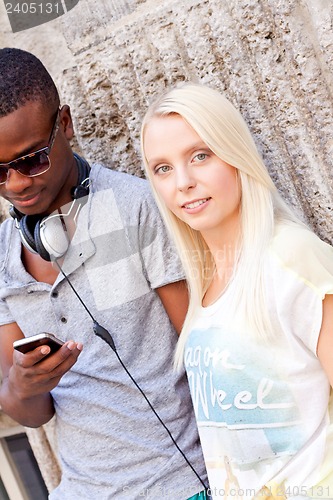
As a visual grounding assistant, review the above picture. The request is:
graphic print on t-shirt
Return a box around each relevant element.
[185,327,306,496]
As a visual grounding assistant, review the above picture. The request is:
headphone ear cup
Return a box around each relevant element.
[37,216,70,261]
[19,215,39,254]
[34,219,52,261]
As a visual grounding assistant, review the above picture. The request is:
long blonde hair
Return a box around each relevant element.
[141,84,303,369]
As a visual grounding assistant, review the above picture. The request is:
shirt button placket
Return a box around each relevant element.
[50,289,67,325]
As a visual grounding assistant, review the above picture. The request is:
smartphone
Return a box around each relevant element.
[13,333,64,354]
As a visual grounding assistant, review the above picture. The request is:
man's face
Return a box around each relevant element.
[0,101,77,216]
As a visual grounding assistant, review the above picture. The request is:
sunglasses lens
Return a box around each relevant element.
[0,150,51,185]
[17,151,50,177]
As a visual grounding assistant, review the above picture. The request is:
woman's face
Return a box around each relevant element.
[143,114,241,244]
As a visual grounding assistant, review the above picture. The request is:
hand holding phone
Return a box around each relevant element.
[13,333,64,354]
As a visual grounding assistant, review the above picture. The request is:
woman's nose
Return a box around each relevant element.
[176,167,196,192]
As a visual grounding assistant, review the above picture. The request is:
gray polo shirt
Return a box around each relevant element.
[0,164,207,499]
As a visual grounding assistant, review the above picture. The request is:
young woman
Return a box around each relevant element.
[141,84,333,500]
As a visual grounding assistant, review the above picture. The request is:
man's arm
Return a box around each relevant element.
[155,280,189,335]
[317,293,333,388]
[0,322,83,427]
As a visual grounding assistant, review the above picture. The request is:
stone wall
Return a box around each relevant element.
[0,0,332,492]
[0,0,332,238]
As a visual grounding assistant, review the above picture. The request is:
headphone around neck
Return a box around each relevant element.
[10,153,91,262]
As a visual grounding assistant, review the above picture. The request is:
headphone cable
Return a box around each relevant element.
[55,260,207,491]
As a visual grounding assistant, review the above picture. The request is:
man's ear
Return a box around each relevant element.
[60,105,74,140]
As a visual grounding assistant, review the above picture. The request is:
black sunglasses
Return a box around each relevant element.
[0,109,60,185]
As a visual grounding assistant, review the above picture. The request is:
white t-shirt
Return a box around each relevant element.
[185,224,333,500]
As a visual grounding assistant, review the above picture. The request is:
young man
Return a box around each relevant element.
[0,48,207,499]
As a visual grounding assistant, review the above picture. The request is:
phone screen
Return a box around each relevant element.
[13,333,64,354]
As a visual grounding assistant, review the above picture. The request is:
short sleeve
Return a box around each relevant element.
[137,191,185,289]
[272,225,333,298]
[269,224,333,354]
[0,298,15,326]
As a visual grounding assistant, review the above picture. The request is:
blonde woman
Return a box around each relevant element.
[141,84,333,500]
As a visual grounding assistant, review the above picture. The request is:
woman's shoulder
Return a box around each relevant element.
[271,222,330,253]
[269,222,333,295]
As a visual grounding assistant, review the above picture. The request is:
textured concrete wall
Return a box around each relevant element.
[60,0,333,241]
[0,0,332,492]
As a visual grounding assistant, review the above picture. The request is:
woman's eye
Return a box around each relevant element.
[155,165,171,174]
[194,153,207,162]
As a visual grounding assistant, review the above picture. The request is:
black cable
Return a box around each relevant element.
[113,345,207,490]
[55,260,95,322]
[55,260,207,491]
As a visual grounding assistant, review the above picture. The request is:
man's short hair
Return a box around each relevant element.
[0,48,60,117]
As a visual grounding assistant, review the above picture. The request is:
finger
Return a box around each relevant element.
[52,341,83,365]
[34,346,83,390]
[34,341,83,374]
[13,345,52,367]
[14,341,82,373]
[11,343,83,395]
